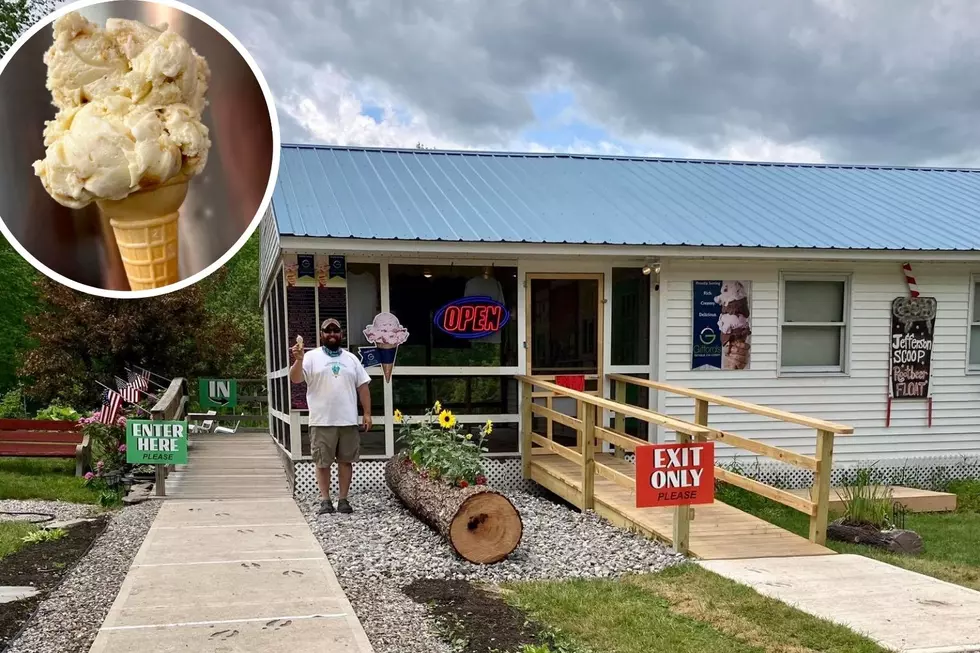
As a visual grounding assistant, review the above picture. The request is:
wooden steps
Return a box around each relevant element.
[531,453,835,560]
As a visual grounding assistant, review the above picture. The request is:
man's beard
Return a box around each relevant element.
[324,336,341,350]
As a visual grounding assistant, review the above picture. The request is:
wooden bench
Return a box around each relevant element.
[0,419,91,476]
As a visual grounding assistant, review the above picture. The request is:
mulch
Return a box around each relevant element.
[0,516,109,648]
[403,578,554,653]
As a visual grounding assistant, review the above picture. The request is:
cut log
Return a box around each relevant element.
[385,454,523,564]
[827,521,923,555]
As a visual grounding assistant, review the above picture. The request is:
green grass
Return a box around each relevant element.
[0,457,101,504]
[504,564,888,653]
[716,480,980,591]
[0,520,39,559]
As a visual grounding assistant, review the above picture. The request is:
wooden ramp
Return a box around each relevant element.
[787,485,956,513]
[531,453,835,560]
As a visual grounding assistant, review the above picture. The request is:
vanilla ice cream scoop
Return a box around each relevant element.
[33,96,209,208]
[34,11,211,209]
[43,12,208,112]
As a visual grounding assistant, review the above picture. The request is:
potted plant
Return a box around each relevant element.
[384,401,523,564]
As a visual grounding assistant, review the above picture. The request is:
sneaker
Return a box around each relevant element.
[318,499,335,514]
[337,498,353,514]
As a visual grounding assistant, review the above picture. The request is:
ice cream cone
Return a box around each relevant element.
[376,344,397,382]
[97,176,189,290]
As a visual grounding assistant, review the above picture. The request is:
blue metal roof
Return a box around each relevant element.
[270,143,980,251]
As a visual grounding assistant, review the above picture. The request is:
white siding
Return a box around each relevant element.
[658,258,980,465]
[258,207,280,303]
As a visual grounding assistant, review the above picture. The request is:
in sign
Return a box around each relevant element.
[434,296,510,339]
[635,442,715,508]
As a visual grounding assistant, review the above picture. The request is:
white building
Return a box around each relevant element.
[260,144,980,494]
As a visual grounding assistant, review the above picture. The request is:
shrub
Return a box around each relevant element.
[0,387,27,419]
[80,415,128,479]
[35,403,80,422]
[395,401,492,487]
[21,528,67,544]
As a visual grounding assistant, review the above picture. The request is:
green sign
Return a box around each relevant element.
[126,420,188,465]
[199,378,237,408]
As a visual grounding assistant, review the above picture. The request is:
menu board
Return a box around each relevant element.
[889,296,937,399]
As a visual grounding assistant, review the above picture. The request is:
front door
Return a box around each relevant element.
[526,274,603,449]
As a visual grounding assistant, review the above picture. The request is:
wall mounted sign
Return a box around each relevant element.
[434,296,510,339]
[889,296,937,400]
[297,254,315,280]
[126,419,188,465]
[199,378,237,408]
[284,253,317,287]
[691,280,751,370]
[635,442,715,508]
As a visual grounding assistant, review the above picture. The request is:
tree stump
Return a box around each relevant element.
[384,454,523,564]
[827,521,923,555]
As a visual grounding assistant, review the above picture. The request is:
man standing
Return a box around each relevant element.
[290,318,371,514]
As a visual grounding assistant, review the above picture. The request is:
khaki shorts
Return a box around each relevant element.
[310,426,360,467]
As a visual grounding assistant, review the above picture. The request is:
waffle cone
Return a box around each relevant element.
[97,177,189,290]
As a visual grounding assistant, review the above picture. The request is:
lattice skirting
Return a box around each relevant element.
[292,456,540,497]
[623,452,980,490]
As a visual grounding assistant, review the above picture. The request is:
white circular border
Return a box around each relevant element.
[0,0,282,299]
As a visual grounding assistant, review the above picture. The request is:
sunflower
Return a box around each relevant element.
[484,419,493,435]
[433,400,442,414]
[438,409,456,429]
[393,409,403,424]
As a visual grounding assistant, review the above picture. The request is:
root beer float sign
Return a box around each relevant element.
[434,296,510,339]
[635,442,715,508]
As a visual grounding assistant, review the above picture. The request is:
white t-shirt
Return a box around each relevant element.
[302,348,371,426]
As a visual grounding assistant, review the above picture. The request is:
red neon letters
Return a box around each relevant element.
[440,303,504,334]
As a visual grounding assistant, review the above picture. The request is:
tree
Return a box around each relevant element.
[18,277,250,408]
[0,0,59,58]
[0,235,39,394]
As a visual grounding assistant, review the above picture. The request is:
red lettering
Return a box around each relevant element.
[475,306,488,331]
[485,305,501,331]
[443,306,461,331]
[439,302,507,335]
[461,306,477,331]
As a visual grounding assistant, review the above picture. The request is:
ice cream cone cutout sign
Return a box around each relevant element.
[363,312,409,382]
[714,281,751,370]
[32,12,212,291]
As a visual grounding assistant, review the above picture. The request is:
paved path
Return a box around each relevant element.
[699,554,980,652]
[88,434,374,652]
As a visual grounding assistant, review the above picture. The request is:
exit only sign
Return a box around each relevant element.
[199,378,237,408]
[635,442,715,508]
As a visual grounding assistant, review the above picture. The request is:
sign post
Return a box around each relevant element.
[126,419,189,466]
[199,378,238,409]
[635,441,715,554]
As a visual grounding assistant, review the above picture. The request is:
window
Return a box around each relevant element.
[780,276,849,372]
[388,264,519,367]
[611,268,651,366]
[970,279,980,370]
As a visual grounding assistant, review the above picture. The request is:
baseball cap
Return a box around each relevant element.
[321,318,342,331]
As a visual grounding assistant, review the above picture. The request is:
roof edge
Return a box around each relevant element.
[279,141,980,174]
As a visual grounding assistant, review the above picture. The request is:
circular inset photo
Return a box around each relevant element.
[0,0,280,297]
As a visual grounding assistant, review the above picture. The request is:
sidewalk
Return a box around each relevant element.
[699,554,980,652]
[87,434,374,652]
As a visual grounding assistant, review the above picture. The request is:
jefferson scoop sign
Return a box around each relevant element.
[635,442,715,508]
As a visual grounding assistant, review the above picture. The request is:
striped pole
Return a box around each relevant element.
[902,262,919,297]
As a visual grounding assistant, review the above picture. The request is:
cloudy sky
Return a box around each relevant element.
[46,0,980,165]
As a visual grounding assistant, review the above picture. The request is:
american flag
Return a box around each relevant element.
[115,377,141,403]
[127,369,149,391]
[98,389,123,425]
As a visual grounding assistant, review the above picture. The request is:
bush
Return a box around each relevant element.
[395,401,492,487]
[0,387,27,419]
[35,403,80,422]
[838,467,893,529]
[79,415,128,480]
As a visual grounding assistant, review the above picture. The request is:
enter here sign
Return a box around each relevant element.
[635,442,715,508]
[126,420,189,465]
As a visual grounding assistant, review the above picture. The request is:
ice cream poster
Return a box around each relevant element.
[691,281,751,370]
[361,312,409,382]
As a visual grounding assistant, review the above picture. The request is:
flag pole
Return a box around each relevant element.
[125,364,169,390]
[94,380,151,416]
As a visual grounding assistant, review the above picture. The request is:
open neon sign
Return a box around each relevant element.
[434,296,510,339]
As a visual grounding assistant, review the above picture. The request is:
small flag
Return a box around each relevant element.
[98,389,122,425]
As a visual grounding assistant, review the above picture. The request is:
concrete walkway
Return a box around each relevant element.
[699,554,980,652]
[88,434,374,652]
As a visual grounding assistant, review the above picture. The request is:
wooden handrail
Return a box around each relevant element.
[517,376,709,438]
[530,404,583,431]
[703,428,818,471]
[607,373,853,435]
[150,378,188,497]
[530,434,582,465]
[595,426,647,452]
[714,467,817,516]
[595,461,634,491]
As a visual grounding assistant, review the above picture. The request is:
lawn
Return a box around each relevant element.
[505,563,888,653]
[0,521,38,559]
[716,479,980,591]
[0,457,101,504]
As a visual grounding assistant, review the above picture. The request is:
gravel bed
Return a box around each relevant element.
[5,500,160,653]
[0,499,97,524]
[298,489,684,653]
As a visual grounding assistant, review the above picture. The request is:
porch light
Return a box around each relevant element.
[423,268,432,278]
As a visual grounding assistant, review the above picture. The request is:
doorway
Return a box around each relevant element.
[526,274,604,449]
